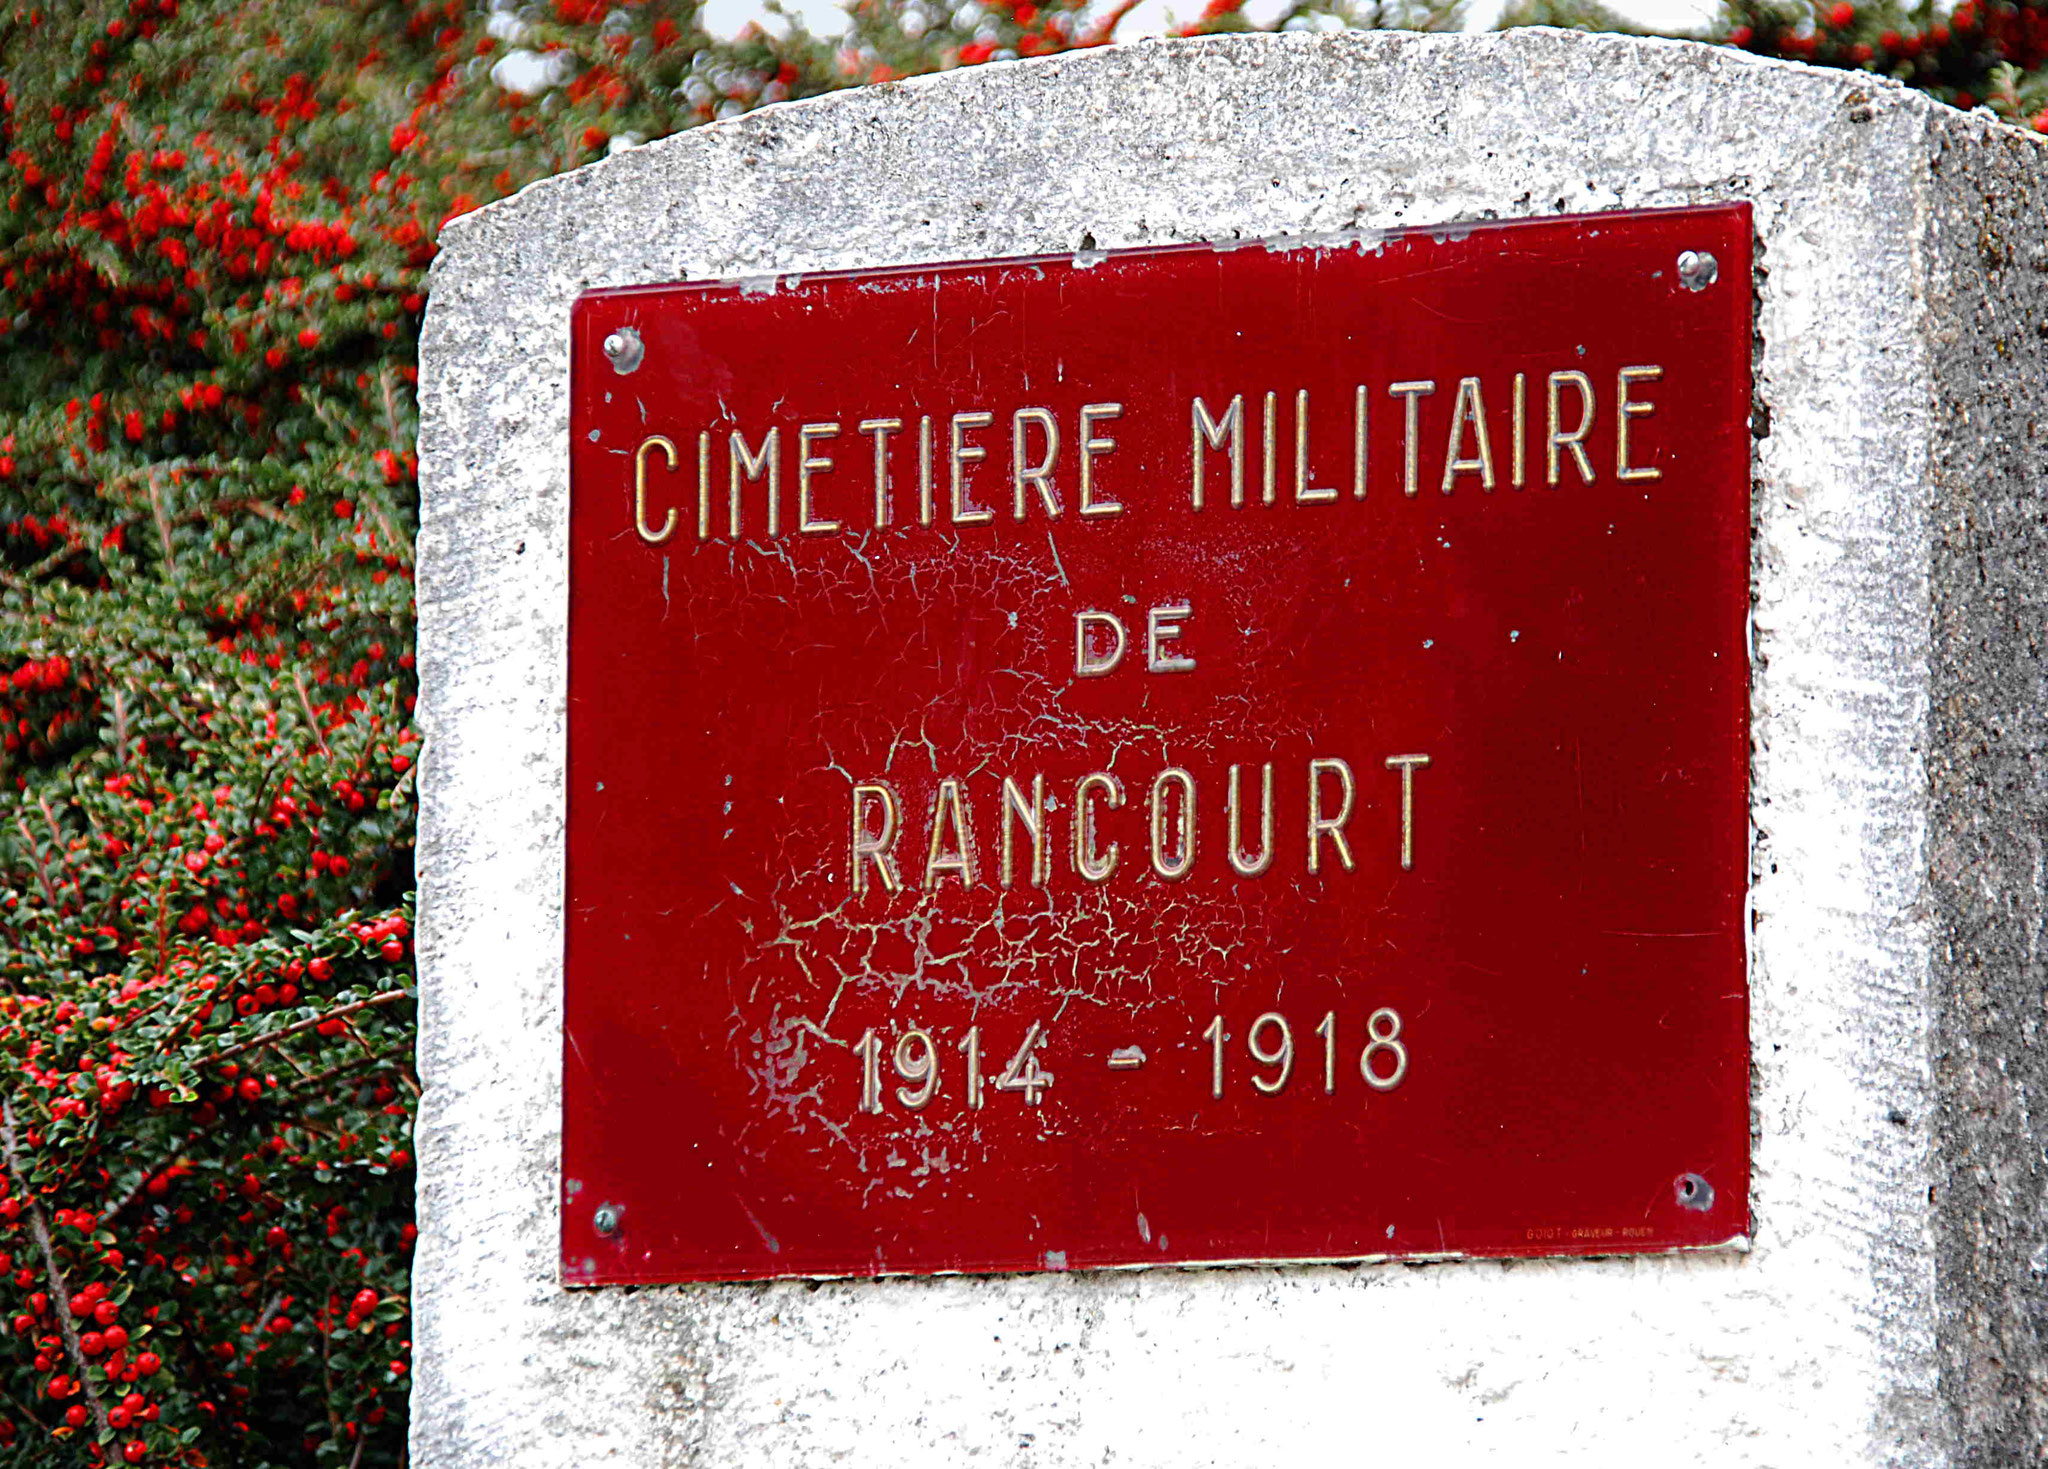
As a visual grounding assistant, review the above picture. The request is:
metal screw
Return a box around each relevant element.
[601,327,644,375]
[1676,250,1719,292]
[592,1205,621,1237]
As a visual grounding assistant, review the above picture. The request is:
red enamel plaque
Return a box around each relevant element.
[563,205,1753,1284]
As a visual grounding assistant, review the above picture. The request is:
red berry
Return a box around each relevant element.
[65,1404,89,1427]
[94,1301,119,1326]
[309,958,333,982]
[352,1288,378,1315]
[123,1440,147,1463]
[297,327,320,349]
[1827,1,1853,24]
[134,1352,160,1375]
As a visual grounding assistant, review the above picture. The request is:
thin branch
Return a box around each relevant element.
[369,365,419,563]
[278,1044,407,1102]
[293,670,332,756]
[338,1016,378,1059]
[0,1100,112,1437]
[34,796,76,891]
[98,1151,186,1232]
[1081,0,1144,43]
[102,991,412,1229]
[120,672,213,753]
[35,795,63,850]
[145,469,176,568]
[199,988,409,1069]
[173,495,297,530]
[236,1292,286,1373]
[14,815,60,906]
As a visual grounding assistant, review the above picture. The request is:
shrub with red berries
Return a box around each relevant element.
[1506,0,2048,124]
[0,1,861,1462]
[1718,0,2048,122]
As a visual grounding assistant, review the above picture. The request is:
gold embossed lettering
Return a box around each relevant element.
[1440,377,1496,494]
[924,777,975,887]
[918,414,936,526]
[1227,762,1274,878]
[1075,611,1126,677]
[1616,365,1663,482]
[1307,756,1356,874]
[1146,605,1195,674]
[1384,753,1431,870]
[728,426,780,537]
[1191,394,1245,510]
[1388,381,1436,498]
[634,434,677,545]
[696,430,712,539]
[850,782,902,894]
[1001,775,1050,889]
[949,411,995,525]
[1261,390,1278,505]
[1073,772,1124,882]
[797,421,842,534]
[1353,385,1368,500]
[1078,403,1123,517]
[859,417,902,528]
[1149,768,1197,880]
[1011,407,1061,520]
[1296,389,1337,503]
[1511,373,1527,489]
[1546,371,1595,487]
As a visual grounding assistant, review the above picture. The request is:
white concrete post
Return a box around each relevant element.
[416,31,2048,1465]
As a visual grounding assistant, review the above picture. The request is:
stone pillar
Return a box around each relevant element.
[415,29,2048,1465]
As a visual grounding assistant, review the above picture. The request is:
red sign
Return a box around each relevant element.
[562,205,1752,1284]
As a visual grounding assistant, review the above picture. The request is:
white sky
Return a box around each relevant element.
[698,0,1720,43]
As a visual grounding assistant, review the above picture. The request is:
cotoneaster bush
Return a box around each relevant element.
[0,1,2038,1466]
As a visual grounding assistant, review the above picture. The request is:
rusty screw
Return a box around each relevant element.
[592,1204,621,1237]
[1676,250,1719,292]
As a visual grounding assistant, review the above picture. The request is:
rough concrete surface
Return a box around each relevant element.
[1924,120,2048,1460]
[414,29,2048,1467]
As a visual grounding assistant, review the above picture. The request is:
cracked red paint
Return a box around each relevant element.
[562,205,1752,1284]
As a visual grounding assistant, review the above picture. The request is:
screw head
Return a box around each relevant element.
[1676,250,1719,292]
[601,327,644,375]
[592,1205,621,1237]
